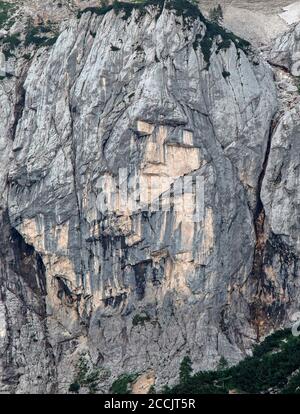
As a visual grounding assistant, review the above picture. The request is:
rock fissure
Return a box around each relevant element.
[250,117,278,341]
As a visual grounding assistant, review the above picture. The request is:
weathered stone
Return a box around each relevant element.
[0,1,299,394]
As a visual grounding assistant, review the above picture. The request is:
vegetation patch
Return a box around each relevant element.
[132,312,151,326]
[209,4,223,24]
[165,0,205,20]
[222,70,230,79]
[2,32,21,58]
[78,1,250,70]
[179,356,193,384]
[24,24,58,47]
[1,22,58,59]
[111,44,121,51]
[23,53,32,60]
[0,1,15,30]
[78,0,164,21]
[111,373,138,394]
[193,20,250,69]
[78,0,207,22]
[168,0,250,64]
[164,329,300,394]
[69,355,101,394]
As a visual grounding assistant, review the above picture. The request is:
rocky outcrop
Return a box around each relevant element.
[269,22,300,75]
[0,207,56,393]
[258,102,300,332]
[0,0,299,393]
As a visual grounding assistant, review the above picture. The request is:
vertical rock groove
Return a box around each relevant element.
[253,119,276,278]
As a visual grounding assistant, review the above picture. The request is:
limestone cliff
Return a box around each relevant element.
[0,0,299,393]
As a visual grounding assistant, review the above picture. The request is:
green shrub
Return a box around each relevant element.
[148,385,156,394]
[209,4,223,24]
[78,0,164,20]
[132,313,150,326]
[24,26,43,46]
[111,45,120,51]
[23,53,32,60]
[69,382,80,393]
[282,371,300,394]
[0,1,14,29]
[217,356,229,370]
[179,356,193,384]
[111,373,138,394]
[24,24,58,47]
[222,70,230,79]
[165,0,204,20]
[69,355,100,394]
[3,33,21,47]
[2,33,21,57]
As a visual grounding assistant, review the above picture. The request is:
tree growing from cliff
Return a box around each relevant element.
[209,4,224,24]
[217,356,229,371]
[179,356,193,384]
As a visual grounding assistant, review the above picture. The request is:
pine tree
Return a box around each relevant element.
[209,4,224,24]
[217,356,229,371]
[179,356,193,384]
[217,4,224,21]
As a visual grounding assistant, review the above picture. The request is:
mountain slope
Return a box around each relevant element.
[166,329,300,394]
[0,0,299,393]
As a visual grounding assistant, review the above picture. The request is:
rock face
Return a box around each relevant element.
[259,101,300,327]
[0,0,299,393]
[269,22,300,75]
[0,208,56,393]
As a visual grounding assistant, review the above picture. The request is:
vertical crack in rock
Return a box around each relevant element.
[253,121,275,277]
[68,98,86,290]
[250,117,280,341]
[9,65,30,141]
[10,84,26,141]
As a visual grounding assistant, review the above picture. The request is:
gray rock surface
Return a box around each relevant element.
[269,22,300,75]
[0,1,299,393]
